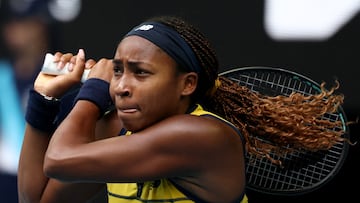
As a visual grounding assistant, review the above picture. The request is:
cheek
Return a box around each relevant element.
[142,92,175,124]
[141,80,179,110]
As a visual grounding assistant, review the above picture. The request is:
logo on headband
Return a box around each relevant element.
[135,24,154,31]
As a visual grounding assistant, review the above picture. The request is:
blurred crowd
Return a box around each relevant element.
[0,0,71,202]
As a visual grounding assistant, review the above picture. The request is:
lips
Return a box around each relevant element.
[120,108,138,113]
[117,103,140,113]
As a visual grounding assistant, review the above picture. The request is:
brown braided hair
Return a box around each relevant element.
[147,15,349,164]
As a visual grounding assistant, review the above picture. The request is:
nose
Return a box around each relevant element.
[120,90,130,97]
[113,74,132,98]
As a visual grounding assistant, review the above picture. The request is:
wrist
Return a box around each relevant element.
[74,78,114,119]
[25,89,61,134]
[38,92,60,102]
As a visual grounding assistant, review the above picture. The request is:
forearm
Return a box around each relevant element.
[18,125,51,203]
[18,87,62,202]
[44,101,99,180]
[44,78,114,178]
[17,49,106,202]
[48,101,99,150]
[19,107,105,203]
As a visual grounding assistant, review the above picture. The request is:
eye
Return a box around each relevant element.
[113,64,124,76]
[134,68,149,76]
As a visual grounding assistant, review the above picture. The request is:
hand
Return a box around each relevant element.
[87,58,114,83]
[34,49,87,98]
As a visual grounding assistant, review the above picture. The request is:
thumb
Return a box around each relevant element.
[74,48,86,78]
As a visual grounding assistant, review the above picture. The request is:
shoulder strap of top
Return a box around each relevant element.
[190,104,245,145]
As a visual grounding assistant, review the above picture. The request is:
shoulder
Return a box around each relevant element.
[143,113,242,152]
[153,115,246,201]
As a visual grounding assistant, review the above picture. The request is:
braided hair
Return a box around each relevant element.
[147,15,348,164]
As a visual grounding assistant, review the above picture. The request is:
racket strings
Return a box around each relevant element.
[252,87,346,149]
[210,77,288,164]
[212,76,348,165]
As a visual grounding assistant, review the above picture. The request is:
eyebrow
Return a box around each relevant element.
[112,59,121,65]
[112,59,145,70]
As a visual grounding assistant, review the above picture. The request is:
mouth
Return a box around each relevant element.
[119,108,138,113]
[117,104,140,114]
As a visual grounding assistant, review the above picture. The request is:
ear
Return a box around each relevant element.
[180,72,198,96]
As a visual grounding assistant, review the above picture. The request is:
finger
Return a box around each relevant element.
[85,59,97,69]
[73,49,86,79]
[51,52,72,72]
[68,55,77,71]
[53,52,63,62]
[88,58,113,82]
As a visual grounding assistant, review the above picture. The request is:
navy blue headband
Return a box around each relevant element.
[125,22,201,73]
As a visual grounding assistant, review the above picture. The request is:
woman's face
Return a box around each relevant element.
[110,36,192,132]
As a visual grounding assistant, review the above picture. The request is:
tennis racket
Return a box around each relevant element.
[219,66,350,196]
[41,53,90,82]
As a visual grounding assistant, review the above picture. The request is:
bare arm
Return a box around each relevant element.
[18,125,50,203]
[43,108,246,201]
[18,124,107,203]
[17,50,109,203]
[44,110,241,182]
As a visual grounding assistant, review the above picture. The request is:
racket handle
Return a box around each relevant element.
[41,53,90,83]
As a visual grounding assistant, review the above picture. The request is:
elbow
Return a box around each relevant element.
[43,151,67,180]
[44,149,80,182]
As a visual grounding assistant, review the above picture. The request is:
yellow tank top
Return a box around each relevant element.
[107,104,248,203]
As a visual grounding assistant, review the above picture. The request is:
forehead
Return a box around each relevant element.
[116,36,163,55]
[116,36,172,58]
[115,36,178,68]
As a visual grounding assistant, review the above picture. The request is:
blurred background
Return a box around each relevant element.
[0,0,359,202]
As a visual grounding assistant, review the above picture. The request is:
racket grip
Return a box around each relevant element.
[41,53,90,83]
